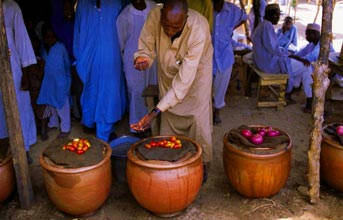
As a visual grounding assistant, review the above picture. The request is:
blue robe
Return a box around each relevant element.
[0,0,37,150]
[276,25,298,51]
[74,0,127,141]
[37,42,71,109]
[252,20,291,74]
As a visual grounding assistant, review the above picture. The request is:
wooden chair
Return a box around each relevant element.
[142,85,160,136]
[243,53,289,110]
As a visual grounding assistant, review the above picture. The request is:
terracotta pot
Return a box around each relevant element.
[127,136,203,217]
[223,126,292,198]
[40,143,112,216]
[0,154,15,202]
[321,123,343,191]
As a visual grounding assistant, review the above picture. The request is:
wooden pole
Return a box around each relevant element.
[0,0,34,209]
[307,0,333,204]
[239,0,251,44]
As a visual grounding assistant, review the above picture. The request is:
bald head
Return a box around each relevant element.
[161,0,188,38]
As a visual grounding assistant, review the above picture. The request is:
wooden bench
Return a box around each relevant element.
[243,53,289,110]
[142,85,160,136]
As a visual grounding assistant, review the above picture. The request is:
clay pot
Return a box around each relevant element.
[223,126,292,198]
[40,143,112,216]
[0,154,15,202]
[321,124,343,191]
[127,136,203,217]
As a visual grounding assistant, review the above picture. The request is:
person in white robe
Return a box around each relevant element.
[116,0,157,132]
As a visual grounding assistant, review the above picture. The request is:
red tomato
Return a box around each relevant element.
[68,146,76,152]
[76,150,84,155]
[145,144,151,149]
[151,142,157,147]
[170,136,177,142]
[83,146,88,151]
[174,144,181,149]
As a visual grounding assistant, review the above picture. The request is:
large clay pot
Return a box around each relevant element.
[223,126,292,198]
[0,154,15,202]
[40,143,112,216]
[127,136,203,217]
[321,124,343,191]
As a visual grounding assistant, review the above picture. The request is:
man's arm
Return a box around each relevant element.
[262,22,289,57]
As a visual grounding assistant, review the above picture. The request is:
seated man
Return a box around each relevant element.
[277,16,298,52]
[252,4,313,112]
[290,23,335,91]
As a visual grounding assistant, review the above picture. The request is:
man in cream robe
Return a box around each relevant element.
[132,0,213,164]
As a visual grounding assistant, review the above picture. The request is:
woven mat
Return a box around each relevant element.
[43,136,106,168]
[136,138,196,162]
[228,125,290,150]
[324,124,343,145]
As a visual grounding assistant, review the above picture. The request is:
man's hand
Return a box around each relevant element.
[130,110,158,131]
[289,55,311,67]
[134,56,149,71]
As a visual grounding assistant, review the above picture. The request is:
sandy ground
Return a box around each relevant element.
[0,87,342,220]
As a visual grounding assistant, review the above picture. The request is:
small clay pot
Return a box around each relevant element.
[40,143,112,216]
[127,136,203,217]
[223,126,292,198]
[0,154,15,202]
[321,123,343,191]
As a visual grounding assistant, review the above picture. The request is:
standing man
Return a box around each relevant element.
[212,0,247,124]
[0,0,37,152]
[131,0,213,179]
[117,0,157,133]
[73,0,127,141]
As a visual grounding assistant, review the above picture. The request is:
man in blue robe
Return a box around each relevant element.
[212,0,247,124]
[0,0,37,152]
[73,0,127,141]
[252,4,313,112]
[277,16,298,52]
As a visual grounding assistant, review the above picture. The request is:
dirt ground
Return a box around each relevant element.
[1,86,343,220]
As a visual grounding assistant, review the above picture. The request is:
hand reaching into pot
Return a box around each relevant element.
[134,56,149,71]
[130,107,160,131]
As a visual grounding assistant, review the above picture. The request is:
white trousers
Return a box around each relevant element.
[48,98,71,133]
[287,59,313,98]
[213,67,233,109]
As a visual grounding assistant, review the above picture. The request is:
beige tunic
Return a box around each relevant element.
[135,7,213,163]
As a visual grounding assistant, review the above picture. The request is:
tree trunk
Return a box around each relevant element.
[0,0,34,209]
[308,0,333,204]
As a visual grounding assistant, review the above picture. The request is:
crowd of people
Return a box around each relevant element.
[0,0,337,172]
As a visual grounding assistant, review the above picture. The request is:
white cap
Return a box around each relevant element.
[306,23,321,33]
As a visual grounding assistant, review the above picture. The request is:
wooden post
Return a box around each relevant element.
[307,0,333,204]
[0,0,34,209]
[239,0,251,44]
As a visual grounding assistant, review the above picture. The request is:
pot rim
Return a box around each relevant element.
[40,140,112,174]
[223,125,292,159]
[322,123,343,150]
[127,135,202,169]
[0,153,12,167]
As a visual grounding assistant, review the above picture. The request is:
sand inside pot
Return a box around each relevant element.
[0,138,10,164]
[228,125,290,155]
[324,123,343,146]
[135,138,197,162]
[43,136,106,168]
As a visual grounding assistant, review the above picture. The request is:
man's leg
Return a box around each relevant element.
[48,107,59,129]
[213,67,233,124]
[56,98,71,133]
[96,122,114,142]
